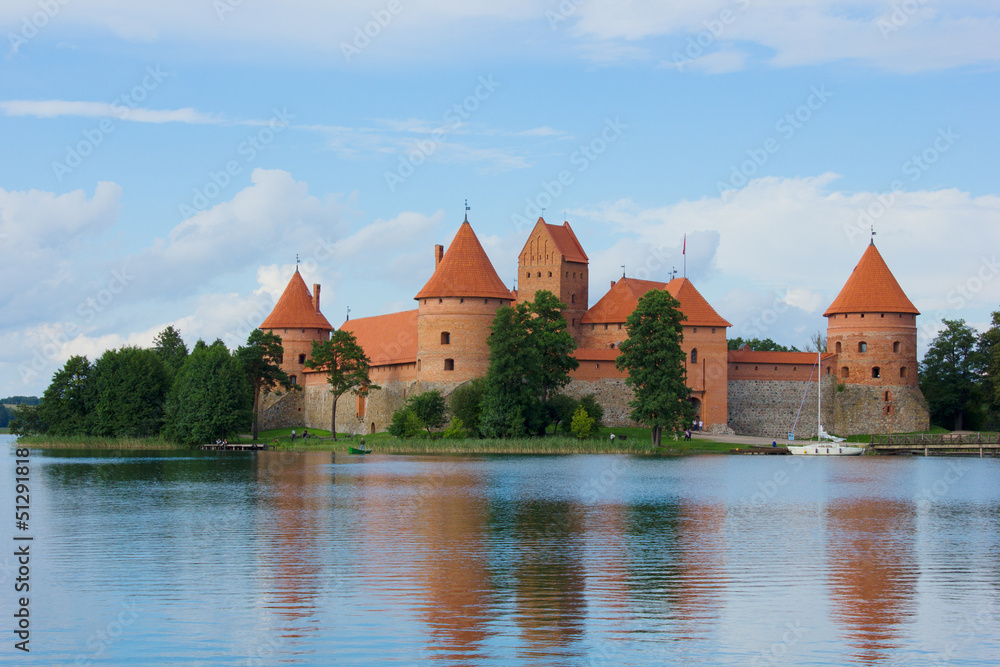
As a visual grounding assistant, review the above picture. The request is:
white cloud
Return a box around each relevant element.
[0,100,223,124]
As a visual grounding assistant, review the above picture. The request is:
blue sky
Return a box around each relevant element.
[1,0,998,396]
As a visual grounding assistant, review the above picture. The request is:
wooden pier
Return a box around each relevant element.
[731,445,790,455]
[869,432,1000,457]
[199,442,273,451]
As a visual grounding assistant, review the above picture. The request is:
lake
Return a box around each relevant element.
[2,434,999,665]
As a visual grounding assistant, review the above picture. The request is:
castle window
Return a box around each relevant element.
[438,299,443,304]
[484,299,488,304]
[735,365,739,370]
[841,366,849,378]
[284,329,288,333]
[572,318,576,327]
[880,314,884,318]
[884,390,891,401]
[693,327,698,333]
[298,354,306,364]
[826,367,831,375]
[754,366,758,371]
[900,367,907,378]
[861,314,865,318]
[537,272,541,277]
[444,359,454,371]
[591,324,595,331]
[417,359,421,371]
[712,328,716,334]
[610,342,615,349]
[290,375,297,385]
[893,341,900,353]
[604,323,608,330]
[793,366,797,372]
[548,271,552,277]
[691,348,698,364]
[618,324,622,330]
[571,294,576,304]
[441,332,450,345]
[872,366,881,379]
[573,273,576,278]
[596,363,600,369]
[526,272,530,278]
[835,342,842,353]
[885,405,894,415]
[460,298,464,303]
[356,393,367,418]
[278,354,283,364]
[301,329,305,333]
[859,342,867,353]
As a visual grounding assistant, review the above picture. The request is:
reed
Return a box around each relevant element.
[14,435,186,450]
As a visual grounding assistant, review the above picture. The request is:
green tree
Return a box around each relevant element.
[578,393,604,428]
[530,291,579,425]
[727,337,798,352]
[442,416,468,439]
[480,302,539,438]
[616,289,693,447]
[547,394,578,434]
[164,340,252,446]
[407,390,447,435]
[979,309,1000,429]
[570,405,595,439]
[236,329,295,441]
[919,319,983,430]
[449,378,486,437]
[388,406,423,438]
[35,355,94,435]
[152,325,189,383]
[8,404,43,436]
[304,329,377,440]
[91,346,170,437]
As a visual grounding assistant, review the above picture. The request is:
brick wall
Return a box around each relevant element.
[416,296,508,383]
[827,312,919,387]
[263,326,329,388]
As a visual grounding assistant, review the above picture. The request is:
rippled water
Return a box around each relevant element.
[2,434,999,665]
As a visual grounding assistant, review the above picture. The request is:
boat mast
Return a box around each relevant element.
[817,349,822,441]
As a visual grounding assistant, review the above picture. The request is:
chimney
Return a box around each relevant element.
[312,284,321,313]
[434,244,444,267]
[610,280,616,288]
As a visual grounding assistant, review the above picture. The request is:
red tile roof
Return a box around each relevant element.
[824,243,919,316]
[582,277,731,327]
[260,270,333,330]
[728,350,835,365]
[414,221,513,300]
[537,218,589,264]
[337,309,418,366]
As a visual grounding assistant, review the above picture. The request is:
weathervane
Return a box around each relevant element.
[295,253,300,272]
[621,264,626,278]
[464,199,470,222]
[346,306,351,322]
[871,225,877,245]
[668,267,678,281]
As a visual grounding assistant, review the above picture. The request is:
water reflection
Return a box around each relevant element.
[826,498,917,663]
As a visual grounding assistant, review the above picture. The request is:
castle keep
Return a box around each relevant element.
[259,217,928,438]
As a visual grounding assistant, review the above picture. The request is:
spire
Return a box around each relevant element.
[464,199,470,223]
[261,270,333,330]
[415,220,512,300]
[823,244,919,316]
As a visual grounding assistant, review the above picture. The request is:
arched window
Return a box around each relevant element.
[900,367,907,379]
[548,271,552,277]
[884,390,891,401]
[298,353,306,364]
[835,342,842,353]
[691,348,698,364]
[537,272,541,277]
[441,332,450,345]
[893,341,901,353]
[872,366,881,379]
[444,359,454,371]
[859,341,867,353]
[841,367,849,379]
[356,393,367,417]
[571,294,576,304]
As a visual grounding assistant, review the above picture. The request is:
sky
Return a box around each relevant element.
[1,0,998,397]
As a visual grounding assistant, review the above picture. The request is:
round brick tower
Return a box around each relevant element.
[260,267,333,387]
[824,240,928,433]
[414,218,513,385]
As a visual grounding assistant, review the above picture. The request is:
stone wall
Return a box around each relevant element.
[727,378,836,439]
[259,388,306,430]
[563,379,640,428]
[830,383,929,435]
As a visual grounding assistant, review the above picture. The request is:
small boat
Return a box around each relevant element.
[788,350,866,456]
[348,445,371,455]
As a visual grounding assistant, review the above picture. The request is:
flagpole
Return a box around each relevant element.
[683,234,686,278]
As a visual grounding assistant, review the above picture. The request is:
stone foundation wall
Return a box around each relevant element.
[563,379,640,428]
[727,378,836,439]
[830,383,929,435]
[259,388,306,430]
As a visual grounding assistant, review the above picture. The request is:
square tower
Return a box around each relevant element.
[517,218,589,341]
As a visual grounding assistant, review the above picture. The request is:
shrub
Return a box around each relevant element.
[578,394,604,428]
[388,407,423,438]
[442,416,468,439]
[547,394,578,434]
[570,405,595,440]
[449,378,486,437]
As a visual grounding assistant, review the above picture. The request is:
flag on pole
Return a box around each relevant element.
[682,234,686,255]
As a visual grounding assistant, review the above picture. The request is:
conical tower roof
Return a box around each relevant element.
[260,269,333,329]
[824,243,919,316]
[415,220,512,300]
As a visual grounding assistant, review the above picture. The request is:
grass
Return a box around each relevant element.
[14,435,187,450]
[841,425,952,443]
[0,427,10,434]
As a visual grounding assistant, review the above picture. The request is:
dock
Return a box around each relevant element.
[730,445,790,455]
[199,442,273,451]
[869,432,1000,457]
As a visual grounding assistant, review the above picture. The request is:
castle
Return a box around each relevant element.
[258,216,929,438]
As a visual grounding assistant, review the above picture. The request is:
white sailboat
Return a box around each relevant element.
[787,350,865,456]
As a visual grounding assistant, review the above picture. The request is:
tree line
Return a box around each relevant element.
[920,313,1000,431]
[10,326,297,445]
